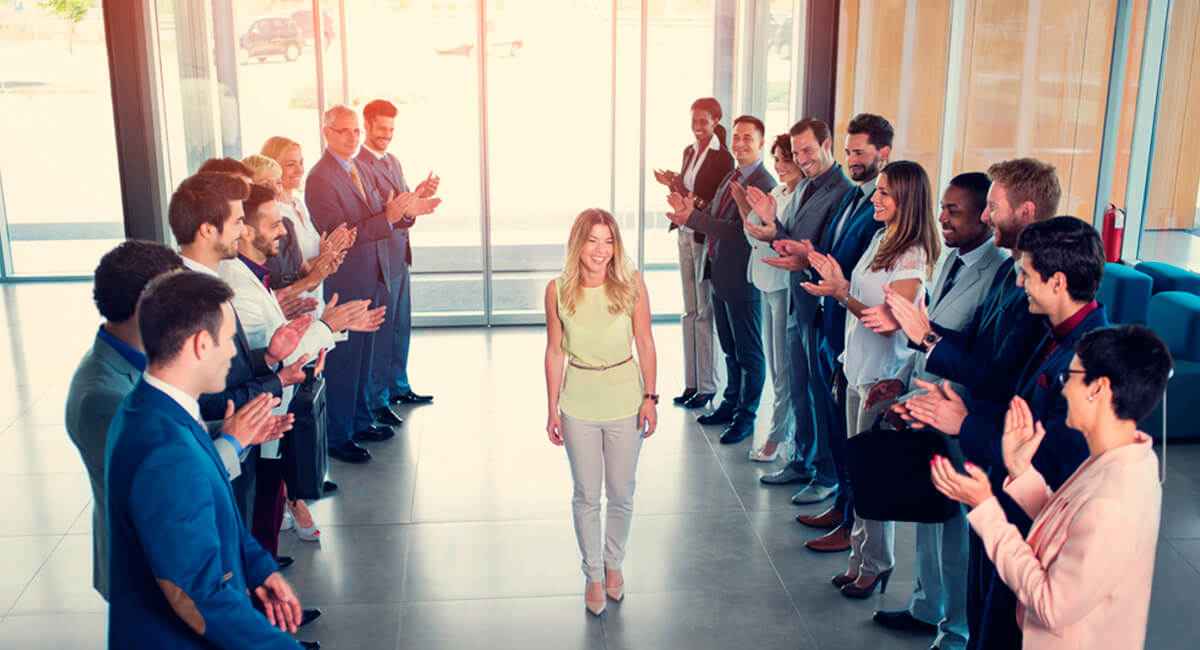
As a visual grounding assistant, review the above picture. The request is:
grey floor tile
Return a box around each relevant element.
[308,460,417,526]
[0,431,88,475]
[0,613,107,650]
[0,536,62,615]
[277,524,409,606]
[292,604,402,650]
[397,596,605,650]
[1147,540,1200,650]
[11,534,106,614]
[1,473,91,537]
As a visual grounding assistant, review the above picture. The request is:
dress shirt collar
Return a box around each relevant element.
[238,253,272,288]
[736,157,764,179]
[362,144,388,160]
[952,236,997,269]
[181,254,220,277]
[856,174,878,202]
[97,326,147,372]
[142,371,204,427]
[327,149,356,172]
[806,162,843,193]
[1051,301,1101,341]
[690,134,720,156]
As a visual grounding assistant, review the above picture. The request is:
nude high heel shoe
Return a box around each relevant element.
[605,568,625,602]
[585,581,606,616]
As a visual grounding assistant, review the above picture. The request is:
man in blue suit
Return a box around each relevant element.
[106,271,303,649]
[884,158,1069,650]
[356,99,440,417]
[305,105,439,463]
[666,115,777,445]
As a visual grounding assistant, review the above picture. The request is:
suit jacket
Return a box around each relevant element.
[967,435,1160,650]
[355,148,415,269]
[778,163,854,327]
[816,182,886,360]
[195,312,283,422]
[305,150,395,300]
[105,380,298,649]
[905,240,1009,390]
[670,142,735,241]
[264,217,306,291]
[684,161,777,301]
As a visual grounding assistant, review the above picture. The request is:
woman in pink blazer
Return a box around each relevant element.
[931,325,1172,649]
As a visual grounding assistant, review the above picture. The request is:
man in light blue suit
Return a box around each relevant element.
[106,271,302,649]
[866,173,1006,650]
[305,105,439,463]
[356,99,439,415]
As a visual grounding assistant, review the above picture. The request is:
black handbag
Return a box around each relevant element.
[280,368,328,501]
[846,414,963,523]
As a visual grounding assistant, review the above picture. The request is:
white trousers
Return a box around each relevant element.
[762,289,795,444]
[677,230,718,393]
[562,413,644,582]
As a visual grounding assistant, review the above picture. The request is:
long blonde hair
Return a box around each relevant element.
[559,209,638,316]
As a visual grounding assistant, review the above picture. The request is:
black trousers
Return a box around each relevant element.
[711,289,765,426]
[229,445,259,528]
[966,529,1023,650]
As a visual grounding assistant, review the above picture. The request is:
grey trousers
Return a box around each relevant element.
[846,384,895,578]
[561,413,644,582]
[677,231,718,394]
[762,289,795,445]
[909,507,970,650]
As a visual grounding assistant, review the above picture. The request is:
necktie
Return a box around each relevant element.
[709,170,742,259]
[348,163,368,201]
[937,256,965,304]
[831,186,864,247]
[797,180,816,209]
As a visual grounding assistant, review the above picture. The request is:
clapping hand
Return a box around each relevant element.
[277,353,312,387]
[265,315,313,367]
[319,223,355,257]
[255,572,302,634]
[653,169,680,189]
[665,192,696,226]
[861,302,902,335]
[743,186,778,242]
[930,454,993,509]
[347,304,387,333]
[277,293,318,321]
[884,286,933,345]
[221,394,285,449]
[800,252,849,300]
[728,181,750,214]
[414,172,440,199]
[383,190,416,223]
[1002,396,1046,481]
[901,379,969,435]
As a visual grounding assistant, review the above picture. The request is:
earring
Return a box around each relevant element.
[1087,395,1094,402]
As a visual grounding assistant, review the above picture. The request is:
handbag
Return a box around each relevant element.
[280,367,328,501]
[846,413,962,523]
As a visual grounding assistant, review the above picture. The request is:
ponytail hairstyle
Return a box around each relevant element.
[691,97,727,150]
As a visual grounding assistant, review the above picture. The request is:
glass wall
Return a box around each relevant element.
[0,2,123,275]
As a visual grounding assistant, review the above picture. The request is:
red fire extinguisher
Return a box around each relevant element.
[1101,203,1125,264]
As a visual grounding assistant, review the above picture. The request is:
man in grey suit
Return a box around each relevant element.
[65,241,284,600]
[863,172,1006,650]
[356,99,439,418]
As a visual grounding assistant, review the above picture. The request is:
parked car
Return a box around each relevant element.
[240,17,303,63]
[290,9,336,48]
[433,18,522,57]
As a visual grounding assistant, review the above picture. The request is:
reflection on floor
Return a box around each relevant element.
[2,282,1199,649]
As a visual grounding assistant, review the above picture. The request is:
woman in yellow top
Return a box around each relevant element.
[545,208,658,617]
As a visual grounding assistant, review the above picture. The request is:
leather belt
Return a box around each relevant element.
[569,355,634,371]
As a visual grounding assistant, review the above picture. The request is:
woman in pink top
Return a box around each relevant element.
[931,325,1171,649]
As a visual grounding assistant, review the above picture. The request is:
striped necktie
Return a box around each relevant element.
[348,163,368,200]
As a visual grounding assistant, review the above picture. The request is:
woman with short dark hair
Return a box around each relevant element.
[932,325,1171,649]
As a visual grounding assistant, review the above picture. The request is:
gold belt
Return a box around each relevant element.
[569,355,634,371]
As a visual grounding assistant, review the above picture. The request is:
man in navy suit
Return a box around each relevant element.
[305,105,439,464]
[106,271,303,649]
[884,158,1068,650]
[666,115,777,445]
[356,99,440,418]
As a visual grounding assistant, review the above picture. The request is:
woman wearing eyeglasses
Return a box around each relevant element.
[544,209,658,617]
[931,324,1170,649]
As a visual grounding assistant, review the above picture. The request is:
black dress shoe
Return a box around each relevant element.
[872,609,939,635]
[672,388,698,405]
[697,402,735,425]
[372,406,404,426]
[328,441,372,464]
[299,642,320,650]
[719,422,753,444]
[683,392,716,409]
[322,480,338,494]
[354,425,395,443]
[393,390,434,404]
[275,556,294,570]
[299,608,322,628]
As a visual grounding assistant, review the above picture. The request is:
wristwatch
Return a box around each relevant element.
[918,330,942,353]
[643,393,660,404]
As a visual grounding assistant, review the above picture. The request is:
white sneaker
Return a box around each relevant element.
[280,508,295,532]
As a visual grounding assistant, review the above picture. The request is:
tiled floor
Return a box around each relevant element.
[1,281,1198,649]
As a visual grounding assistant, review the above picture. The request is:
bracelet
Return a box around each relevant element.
[643,393,659,404]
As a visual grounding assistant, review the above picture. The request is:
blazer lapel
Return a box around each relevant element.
[930,263,984,320]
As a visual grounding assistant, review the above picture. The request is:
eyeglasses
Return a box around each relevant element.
[1056,369,1086,385]
[327,126,361,137]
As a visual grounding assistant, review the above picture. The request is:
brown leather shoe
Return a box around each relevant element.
[805,523,852,553]
[796,506,844,529]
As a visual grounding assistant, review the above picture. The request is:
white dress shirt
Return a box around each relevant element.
[143,371,204,427]
[745,182,799,294]
[682,134,720,193]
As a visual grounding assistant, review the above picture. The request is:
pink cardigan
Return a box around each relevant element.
[967,434,1161,650]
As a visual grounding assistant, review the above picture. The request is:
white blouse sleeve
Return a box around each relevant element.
[889,244,928,283]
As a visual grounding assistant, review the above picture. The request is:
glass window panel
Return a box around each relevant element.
[0,3,123,275]
[342,0,485,319]
[763,0,796,139]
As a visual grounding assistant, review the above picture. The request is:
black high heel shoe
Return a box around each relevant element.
[840,568,892,599]
[683,392,716,409]
[673,388,698,405]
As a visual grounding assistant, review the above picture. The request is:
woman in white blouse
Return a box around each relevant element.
[745,134,803,462]
[803,160,941,598]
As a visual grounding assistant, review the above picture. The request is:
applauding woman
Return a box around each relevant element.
[933,325,1170,649]
[545,209,658,617]
[802,160,941,597]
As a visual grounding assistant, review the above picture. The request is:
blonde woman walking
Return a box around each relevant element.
[545,209,658,617]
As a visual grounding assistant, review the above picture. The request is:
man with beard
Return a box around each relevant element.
[356,99,440,423]
[171,171,314,529]
[755,114,892,553]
